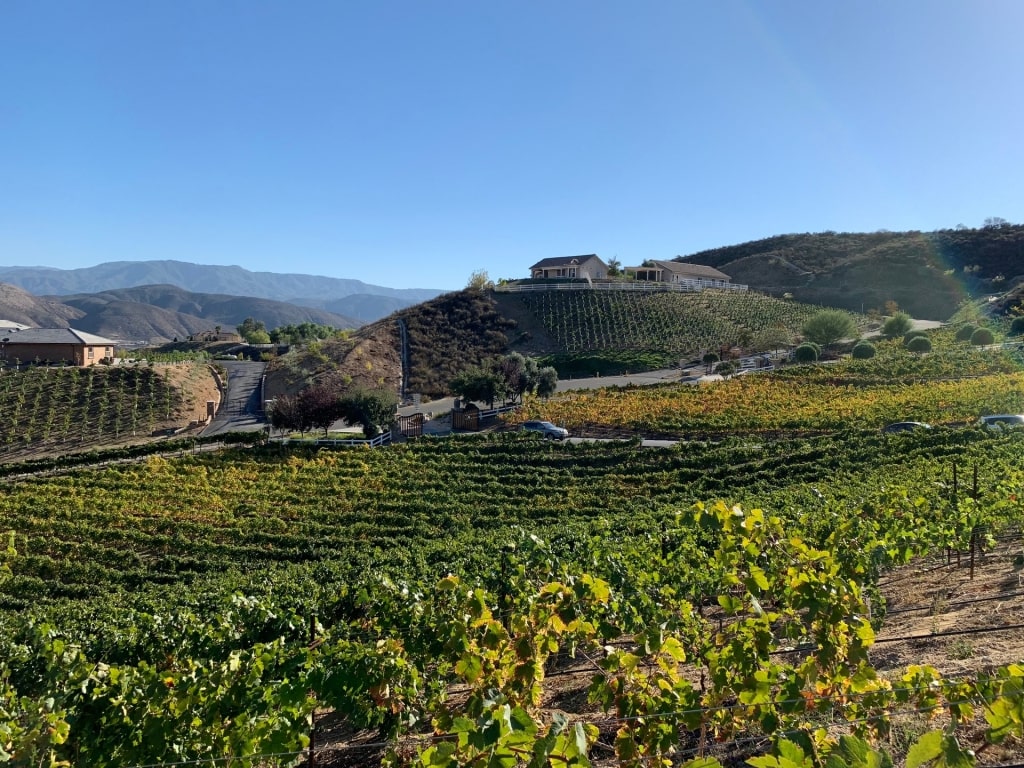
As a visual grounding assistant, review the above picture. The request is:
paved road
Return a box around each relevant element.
[201,360,268,437]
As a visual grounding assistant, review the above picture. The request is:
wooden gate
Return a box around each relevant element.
[398,412,424,437]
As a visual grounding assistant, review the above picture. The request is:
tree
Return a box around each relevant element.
[802,310,857,348]
[882,313,913,338]
[495,352,535,404]
[535,366,558,399]
[1009,317,1024,336]
[607,258,622,277]
[450,366,506,408]
[336,386,399,438]
[299,382,345,436]
[702,352,719,374]
[267,394,310,436]
[466,270,494,291]
[237,317,268,343]
[851,341,876,359]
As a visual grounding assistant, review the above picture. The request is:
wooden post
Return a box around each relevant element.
[308,613,317,768]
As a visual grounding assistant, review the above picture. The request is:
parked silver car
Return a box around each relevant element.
[521,420,569,440]
[979,414,1024,430]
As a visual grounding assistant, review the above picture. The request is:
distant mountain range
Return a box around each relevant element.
[0,282,365,344]
[0,260,449,344]
[0,260,446,321]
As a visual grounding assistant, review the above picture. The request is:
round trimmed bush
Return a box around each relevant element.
[903,330,929,344]
[851,341,876,359]
[906,335,932,353]
[793,343,820,363]
[955,324,977,342]
[970,327,995,346]
[1010,317,1024,336]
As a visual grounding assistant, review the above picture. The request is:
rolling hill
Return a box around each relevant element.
[265,286,831,399]
[0,260,446,322]
[678,224,1024,320]
[0,282,361,344]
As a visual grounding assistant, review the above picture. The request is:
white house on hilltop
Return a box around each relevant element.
[625,260,734,288]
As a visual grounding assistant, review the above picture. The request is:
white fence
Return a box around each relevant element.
[278,430,393,449]
[496,279,747,293]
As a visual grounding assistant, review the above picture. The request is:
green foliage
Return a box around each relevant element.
[970,327,995,346]
[466,269,494,291]
[714,360,737,377]
[702,351,720,374]
[0,364,201,459]
[906,335,932,353]
[236,316,271,344]
[336,386,399,438]
[518,291,817,365]
[954,324,977,342]
[269,322,346,345]
[539,350,677,379]
[883,312,914,338]
[452,353,559,406]
[852,341,877,359]
[793,342,820,362]
[450,366,506,407]
[1010,317,1024,336]
[802,309,858,347]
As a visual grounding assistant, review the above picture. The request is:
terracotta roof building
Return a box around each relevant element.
[0,328,118,366]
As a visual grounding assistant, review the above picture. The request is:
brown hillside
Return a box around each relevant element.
[681,225,1024,319]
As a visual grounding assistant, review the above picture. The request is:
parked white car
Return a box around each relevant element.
[979,414,1024,430]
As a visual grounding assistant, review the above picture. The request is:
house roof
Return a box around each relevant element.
[0,321,30,332]
[1,328,118,345]
[631,260,731,281]
[530,254,604,270]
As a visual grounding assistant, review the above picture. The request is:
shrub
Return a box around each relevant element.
[955,324,977,342]
[906,335,932,353]
[714,361,737,378]
[851,341,876,359]
[903,329,928,344]
[882,312,914,338]
[970,327,995,346]
[793,343,819,363]
[802,309,857,347]
[1010,317,1024,336]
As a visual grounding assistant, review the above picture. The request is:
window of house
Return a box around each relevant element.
[88,348,94,358]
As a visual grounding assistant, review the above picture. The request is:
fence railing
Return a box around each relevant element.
[451,403,520,432]
[278,431,393,449]
[495,279,747,293]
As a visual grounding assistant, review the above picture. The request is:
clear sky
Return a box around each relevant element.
[2,1,1022,291]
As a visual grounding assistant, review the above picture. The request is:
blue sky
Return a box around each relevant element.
[2,2,1022,291]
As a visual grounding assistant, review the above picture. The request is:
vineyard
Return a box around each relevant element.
[0,362,219,460]
[516,290,826,358]
[518,369,1024,435]
[3,416,1024,766]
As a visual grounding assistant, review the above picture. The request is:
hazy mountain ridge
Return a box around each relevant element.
[0,260,447,321]
[0,282,363,344]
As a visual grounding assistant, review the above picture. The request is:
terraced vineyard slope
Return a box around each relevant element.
[0,362,220,461]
